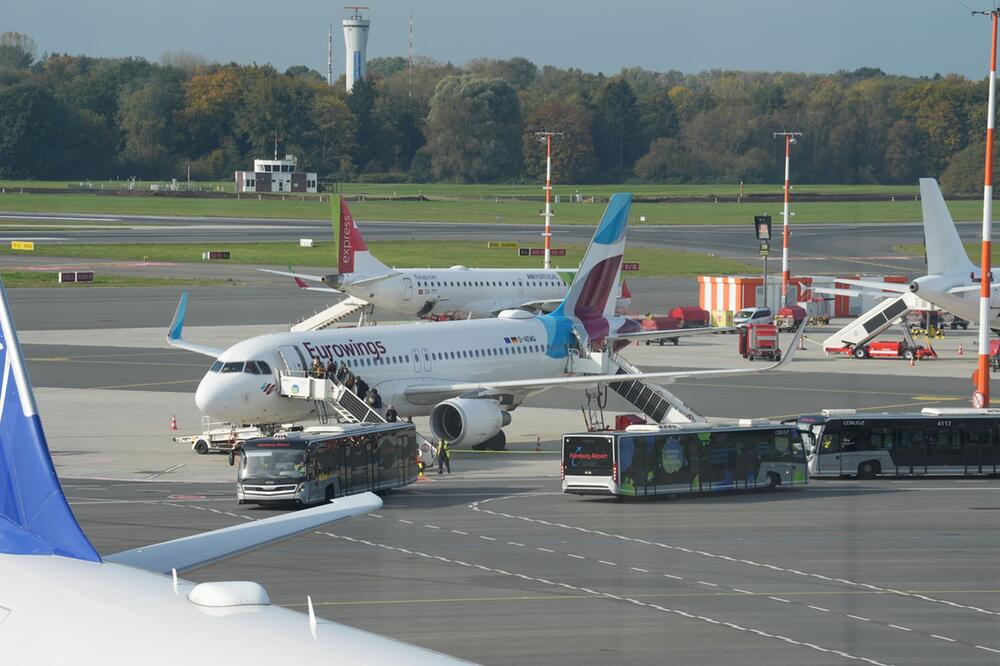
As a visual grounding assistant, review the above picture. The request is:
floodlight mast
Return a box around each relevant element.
[536,130,563,269]
[973,8,998,407]
[773,131,802,305]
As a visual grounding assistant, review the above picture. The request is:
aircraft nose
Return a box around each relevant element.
[195,376,226,418]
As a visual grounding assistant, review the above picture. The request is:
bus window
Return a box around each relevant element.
[819,434,839,454]
[563,436,613,477]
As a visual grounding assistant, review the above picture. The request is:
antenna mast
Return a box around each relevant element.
[327,22,333,86]
[773,130,802,305]
[408,14,414,98]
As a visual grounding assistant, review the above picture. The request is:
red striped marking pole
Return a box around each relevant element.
[774,131,801,305]
[544,133,552,270]
[977,11,998,407]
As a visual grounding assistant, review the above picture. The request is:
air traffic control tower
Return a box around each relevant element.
[343,6,370,92]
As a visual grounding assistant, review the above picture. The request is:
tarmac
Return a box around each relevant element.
[8,248,1000,664]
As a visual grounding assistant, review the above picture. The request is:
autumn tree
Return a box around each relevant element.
[521,99,597,183]
[592,78,642,180]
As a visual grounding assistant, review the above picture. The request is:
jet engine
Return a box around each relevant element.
[429,398,511,447]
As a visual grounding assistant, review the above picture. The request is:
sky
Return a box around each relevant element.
[7,0,1000,79]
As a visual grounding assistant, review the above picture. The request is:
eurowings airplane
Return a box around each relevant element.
[0,278,466,664]
[175,194,802,449]
[824,178,1000,329]
[263,197,575,319]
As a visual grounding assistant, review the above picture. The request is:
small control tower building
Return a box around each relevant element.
[343,6,370,92]
[235,155,317,194]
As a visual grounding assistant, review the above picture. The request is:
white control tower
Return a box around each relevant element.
[343,6,370,92]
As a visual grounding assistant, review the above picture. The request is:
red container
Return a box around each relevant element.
[615,414,647,430]
[641,316,681,331]
[669,306,710,328]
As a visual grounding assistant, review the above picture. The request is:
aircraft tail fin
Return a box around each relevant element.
[920,178,976,275]
[551,193,631,324]
[0,277,100,561]
[335,196,390,277]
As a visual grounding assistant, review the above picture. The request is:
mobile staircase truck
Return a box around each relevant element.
[173,416,277,455]
[823,291,936,360]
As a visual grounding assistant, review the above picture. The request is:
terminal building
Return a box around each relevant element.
[235,155,318,194]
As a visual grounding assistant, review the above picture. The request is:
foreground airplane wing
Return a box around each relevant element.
[166,292,224,358]
[106,493,381,574]
[834,278,908,294]
[404,323,803,405]
[606,326,735,343]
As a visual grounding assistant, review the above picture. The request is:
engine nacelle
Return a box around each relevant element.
[429,398,511,447]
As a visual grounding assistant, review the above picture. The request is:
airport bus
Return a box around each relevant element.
[237,422,419,505]
[561,421,807,497]
[795,408,1000,478]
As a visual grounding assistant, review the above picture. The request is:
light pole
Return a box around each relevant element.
[973,9,998,408]
[536,130,563,270]
[773,131,802,305]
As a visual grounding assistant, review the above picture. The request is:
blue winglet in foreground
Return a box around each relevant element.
[0,278,100,561]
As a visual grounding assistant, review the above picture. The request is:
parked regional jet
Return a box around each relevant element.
[0,278,465,664]
[263,197,573,319]
[173,194,801,449]
[825,179,1000,329]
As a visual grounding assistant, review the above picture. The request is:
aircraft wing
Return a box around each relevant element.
[606,326,735,343]
[834,278,908,294]
[404,324,803,405]
[106,492,382,574]
[166,293,224,358]
[947,283,1000,294]
[812,286,862,298]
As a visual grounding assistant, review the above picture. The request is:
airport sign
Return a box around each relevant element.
[621,262,640,271]
[519,248,566,257]
[488,241,519,248]
[10,241,34,251]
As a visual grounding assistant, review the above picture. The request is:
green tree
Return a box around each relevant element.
[117,72,185,176]
[0,32,36,70]
[592,78,642,180]
[307,89,359,175]
[0,82,75,177]
[521,99,597,183]
[425,76,521,182]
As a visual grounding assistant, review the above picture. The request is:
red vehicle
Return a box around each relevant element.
[640,316,681,346]
[990,340,1000,372]
[830,340,937,360]
[774,305,806,332]
[738,323,781,361]
[669,306,710,328]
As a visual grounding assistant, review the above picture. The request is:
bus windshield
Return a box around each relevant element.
[240,449,306,481]
[564,435,613,475]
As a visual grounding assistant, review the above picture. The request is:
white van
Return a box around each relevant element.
[733,307,773,328]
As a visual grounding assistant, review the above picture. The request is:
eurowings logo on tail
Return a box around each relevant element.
[0,278,100,561]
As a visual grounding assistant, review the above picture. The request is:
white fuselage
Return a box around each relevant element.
[342,268,567,318]
[0,554,456,664]
[910,271,1000,328]
[196,313,583,425]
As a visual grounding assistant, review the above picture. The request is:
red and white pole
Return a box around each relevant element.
[544,133,553,270]
[977,11,998,408]
[781,135,791,302]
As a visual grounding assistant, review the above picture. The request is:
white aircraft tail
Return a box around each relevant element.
[336,197,390,277]
[920,178,976,275]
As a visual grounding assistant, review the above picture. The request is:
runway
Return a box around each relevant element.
[69,472,1000,665]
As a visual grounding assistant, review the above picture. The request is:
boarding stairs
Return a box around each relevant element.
[291,296,373,332]
[278,373,385,424]
[605,356,707,424]
[823,291,924,351]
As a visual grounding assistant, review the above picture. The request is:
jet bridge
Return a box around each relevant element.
[823,291,924,352]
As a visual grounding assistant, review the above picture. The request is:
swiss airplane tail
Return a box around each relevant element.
[0,277,100,561]
[551,193,631,332]
[335,197,390,277]
[920,178,976,276]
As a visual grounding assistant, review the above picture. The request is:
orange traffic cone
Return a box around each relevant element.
[958,344,964,356]
[535,436,542,452]
[170,414,178,430]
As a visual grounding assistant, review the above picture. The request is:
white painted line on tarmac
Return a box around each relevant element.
[930,635,956,642]
[698,581,719,588]
[847,615,871,622]
[566,553,585,559]
[976,645,1000,653]
[808,605,831,612]
[597,560,617,566]
[768,596,791,603]
[888,624,912,632]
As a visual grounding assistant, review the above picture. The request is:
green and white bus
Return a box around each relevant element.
[562,421,808,497]
[238,422,419,506]
[795,408,1000,478]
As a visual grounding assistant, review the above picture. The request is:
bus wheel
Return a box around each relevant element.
[857,461,880,479]
[766,472,781,489]
[194,440,209,455]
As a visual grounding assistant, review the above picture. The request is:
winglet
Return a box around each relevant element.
[165,293,224,358]
[0,276,101,561]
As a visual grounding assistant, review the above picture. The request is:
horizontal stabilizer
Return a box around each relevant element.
[166,293,224,358]
[812,286,862,298]
[258,268,329,283]
[835,278,908,294]
[106,492,382,574]
[607,326,734,343]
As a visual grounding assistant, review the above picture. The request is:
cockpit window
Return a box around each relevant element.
[244,361,261,374]
[210,361,223,372]
[221,362,245,373]
[257,361,272,374]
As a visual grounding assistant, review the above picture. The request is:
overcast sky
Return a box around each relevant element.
[7,1,999,79]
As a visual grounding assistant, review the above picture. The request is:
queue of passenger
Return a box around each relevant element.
[309,358,385,415]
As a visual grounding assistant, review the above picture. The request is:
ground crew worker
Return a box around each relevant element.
[385,404,398,422]
[436,439,451,475]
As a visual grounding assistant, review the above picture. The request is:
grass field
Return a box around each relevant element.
[895,242,1000,263]
[0,271,231,288]
[0,190,988,226]
[0,241,755,277]
[0,180,923,198]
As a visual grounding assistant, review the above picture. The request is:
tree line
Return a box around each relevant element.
[0,31,995,192]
